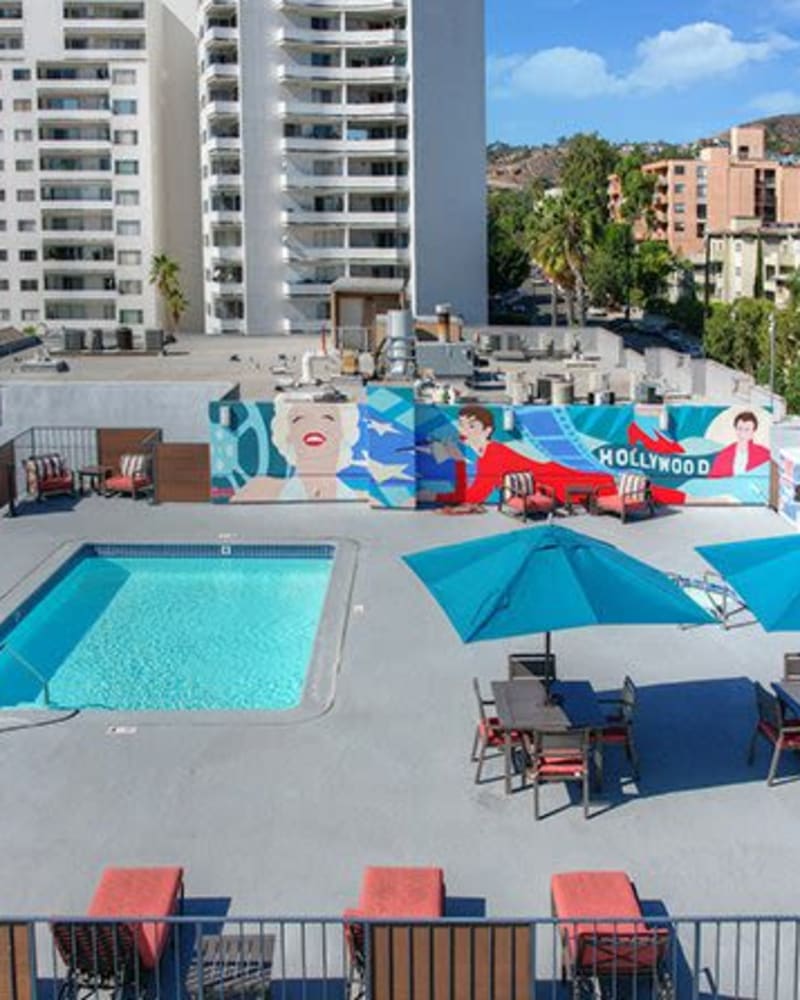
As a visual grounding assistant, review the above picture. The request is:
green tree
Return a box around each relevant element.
[704,299,772,375]
[149,253,188,336]
[615,150,657,230]
[527,196,576,325]
[632,240,677,307]
[488,212,530,295]
[585,223,634,309]
[560,133,617,236]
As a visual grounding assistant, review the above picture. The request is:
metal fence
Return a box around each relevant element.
[1,426,98,513]
[3,914,800,1000]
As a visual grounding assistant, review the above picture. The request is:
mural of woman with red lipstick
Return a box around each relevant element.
[433,404,618,506]
[231,398,363,502]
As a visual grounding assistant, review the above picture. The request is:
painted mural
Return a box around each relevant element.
[209,390,417,506]
[415,403,773,506]
[210,392,772,507]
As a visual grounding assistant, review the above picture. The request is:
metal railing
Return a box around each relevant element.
[2,426,99,515]
[3,914,800,1000]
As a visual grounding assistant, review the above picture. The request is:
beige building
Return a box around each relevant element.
[707,219,800,305]
[613,126,800,265]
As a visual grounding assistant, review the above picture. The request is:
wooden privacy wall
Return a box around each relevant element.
[154,443,211,502]
[97,428,161,473]
[0,441,15,511]
[368,924,532,1000]
[0,925,33,1000]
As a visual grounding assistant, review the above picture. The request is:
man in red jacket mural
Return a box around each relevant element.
[708,410,771,478]
[434,404,617,506]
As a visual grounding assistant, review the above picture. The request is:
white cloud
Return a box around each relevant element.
[491,21,796,101]
[748,88,800,114]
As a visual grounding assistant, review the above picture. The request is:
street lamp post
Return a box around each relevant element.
[769,311,776,407]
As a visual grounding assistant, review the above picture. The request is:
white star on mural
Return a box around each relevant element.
[367,418,401,437]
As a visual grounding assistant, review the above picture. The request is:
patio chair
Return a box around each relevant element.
[784,653,800,681]
[23,453,75,501]
[592,473,655,524]
[551,870,672,1000]
[498,471,557,522]
[747,682,800,785]
[523,729,593,820]
[104,453,152,500]
[52,866,184,999]
[508,652,557,684]
[343,866,444,993]
[470,677,522,785]
[598,675,640,780]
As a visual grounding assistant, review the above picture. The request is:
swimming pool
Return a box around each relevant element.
[0,543,347,713]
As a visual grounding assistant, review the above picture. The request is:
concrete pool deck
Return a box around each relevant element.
[0,497,796,920]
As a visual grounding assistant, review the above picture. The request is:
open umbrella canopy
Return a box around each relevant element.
[404,524,713,644]
[697,535,800,632]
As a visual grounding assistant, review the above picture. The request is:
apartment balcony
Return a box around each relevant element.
[282,244,407,263]
[282,280,330,297]
[208,209,243,225]
[205,100,240,118]
[63,34,147,56]
[276,26,406,47]
[280,171,408,191]
[42,256,116,270]
[277,63,406,84]
[209,245,243,261]
[203,25,238,44]
[37,106,111,120]
[280,208,408,226]
[202,62,239,83]
[280,135,407,155]
[278,98,408,119]
[276,0,406,10]
[206,136,241,154]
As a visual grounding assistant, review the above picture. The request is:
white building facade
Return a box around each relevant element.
[198,0,486,335]
[0,0,203,338]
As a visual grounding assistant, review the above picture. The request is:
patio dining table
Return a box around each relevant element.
[491,678,607,793]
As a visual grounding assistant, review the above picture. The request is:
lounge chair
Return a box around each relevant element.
[551,870,672,999]
[23,453,75,501]
[104,453,153,499]
[343,866,444,989]
[592,473,654,523]
[499,471,557,522]
[52,866,184,999]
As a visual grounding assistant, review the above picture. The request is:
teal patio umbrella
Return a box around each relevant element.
[697,535,800,632]
[404,524,712,654]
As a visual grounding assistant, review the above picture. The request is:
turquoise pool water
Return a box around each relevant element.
[0,548,333,711]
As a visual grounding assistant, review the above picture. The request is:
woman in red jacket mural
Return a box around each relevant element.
[708,411,771,478]
[434,404,617,506]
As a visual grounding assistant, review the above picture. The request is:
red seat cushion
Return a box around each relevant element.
[356,866,444,918]
[87,866,183,970]
[600,724,628,743]
[596,495,648,513]
[551,871,666,972]
[535,755,586,777]
[758,720,800,748]
[105,474,152,493]
[39,474,74,492]
[478,717,521,747]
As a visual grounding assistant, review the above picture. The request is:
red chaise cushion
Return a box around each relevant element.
[105,474,152,493]
[87,866,183,970]
[357,866,444,918]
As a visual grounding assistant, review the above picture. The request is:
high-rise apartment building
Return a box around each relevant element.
[198,0,486,335]
[0,0,202,336]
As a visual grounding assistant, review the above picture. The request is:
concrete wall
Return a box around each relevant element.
[409,0,487,324]
[0,381,235,443]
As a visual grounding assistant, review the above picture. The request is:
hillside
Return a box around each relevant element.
[487,113,800,190]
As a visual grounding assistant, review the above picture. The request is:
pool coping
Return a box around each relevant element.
[0,537,359,725]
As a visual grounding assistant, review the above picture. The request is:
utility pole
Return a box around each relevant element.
[769,311,776,407]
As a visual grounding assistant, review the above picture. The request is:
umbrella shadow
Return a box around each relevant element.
[592,677,799,814]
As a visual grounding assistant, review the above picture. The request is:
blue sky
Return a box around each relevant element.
[487,0,800,145]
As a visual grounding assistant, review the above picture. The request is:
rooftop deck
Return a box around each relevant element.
[0,499,795,921]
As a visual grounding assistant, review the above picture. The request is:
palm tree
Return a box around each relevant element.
[527,197,590,326]
[149,253,188,336]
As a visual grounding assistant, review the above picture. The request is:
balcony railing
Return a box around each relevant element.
[1,913,800,999]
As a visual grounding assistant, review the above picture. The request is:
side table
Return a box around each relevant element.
[78,465,113,496]
[565,484,596,515]
[185,933,275,1000]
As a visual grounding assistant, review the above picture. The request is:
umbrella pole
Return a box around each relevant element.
[545,631,554,689]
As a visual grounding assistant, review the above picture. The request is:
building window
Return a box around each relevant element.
[0,250,8,261]
[16,189,34,201]
[674,165,686,175]
[13,129,32,141]
[118,279,142,295]
[0,221,6,231]
[112,99,137,114]
[115,189,139,206]
[15,158,32,171]
[12,68,30,80]
[19,248,36,260]
[112,68,136,84]
[117,249,141,265]
[674,183,685,194]
[12,98,30,111]
[17,219,35,231]
[675,221,686,232]
[0,309,9,321]
[0,279,8,290]
[21,308,39,321]
[113,130,138,145]
[674,203,685,214]
[119,308,143,324]
[114,159,138,175]
[20,278,37,291]
[116,219,140,235]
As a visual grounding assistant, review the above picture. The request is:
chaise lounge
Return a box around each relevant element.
[551,870,672,999]
[52,866,184,999]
